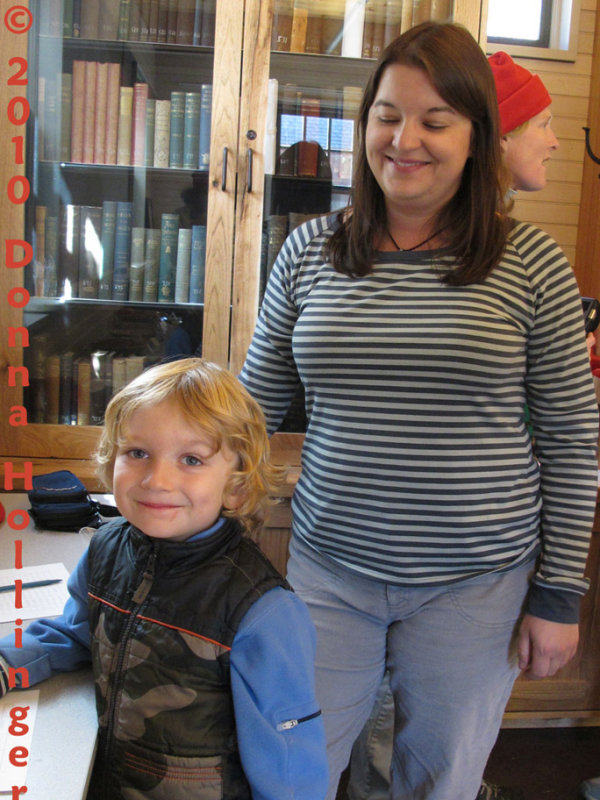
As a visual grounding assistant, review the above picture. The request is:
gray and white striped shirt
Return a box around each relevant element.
[240,216,598,622]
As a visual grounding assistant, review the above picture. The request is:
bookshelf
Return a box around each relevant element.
[1,0,484,457]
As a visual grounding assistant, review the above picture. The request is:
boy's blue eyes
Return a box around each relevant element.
[125,449,203,466]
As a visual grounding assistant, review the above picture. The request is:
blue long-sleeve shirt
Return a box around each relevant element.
[0,521,328,800]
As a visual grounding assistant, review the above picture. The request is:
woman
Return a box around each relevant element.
[240,22,598,800]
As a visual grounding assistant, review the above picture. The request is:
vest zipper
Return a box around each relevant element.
[102,543,158,785]
[276,710,322,731]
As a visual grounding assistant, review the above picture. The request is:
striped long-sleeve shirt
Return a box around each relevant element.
[240,215,599,623]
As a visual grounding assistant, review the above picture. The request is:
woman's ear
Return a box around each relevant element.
[500,135,509,156]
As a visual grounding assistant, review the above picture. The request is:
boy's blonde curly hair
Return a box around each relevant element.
[95,358,285,535]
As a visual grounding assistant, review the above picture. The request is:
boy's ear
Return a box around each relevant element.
[222,487,244,511]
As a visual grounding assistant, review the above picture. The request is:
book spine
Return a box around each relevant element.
[81,1,101,38]
[157,213,180,302]
[174,227,192,303]
[199,0,216,46]
[117,85,134,166]
[192,0,202,45]
[169,91,185,169]
[99,200,118,299]
[142,228,161,301]
[30,336,48,423]
[131,82,149,166]
[183,91,201,169]
[128,0,141,39]
[198,84,212,171]
[44,214,59,297]
[290,2,308,52]
[148,0,160,40]
[157,0,169,41]
[98,0,122,39]
[44,354,61,424]
[34,205,46,296]
[167,0,179,43]
[104,62,121,165]
[70,60,86,162]
[43,75,59,161]
[111,355,128,397]
[113,201,133,300]
[117,0,131,39]
[153,99,171,168]
[144,98,156,167]
[341,0,366,57]
[94,61,109,163]
[139,0,151,39]
[189,224,206,303]
[59,352,75,425]
[264,79,278,175]
[271,0,294,51]
[305,3,323,54]
[60,73,73,161]
[129,225,146,301]
[72,0,82,37]
[63,0,74,37]
[76,358,91,425]
[78,205,103,298]
[82,61,98,163]
[59,204,81,296]
[176,0,195,44]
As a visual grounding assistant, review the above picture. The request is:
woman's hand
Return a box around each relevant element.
[517,614,579,678]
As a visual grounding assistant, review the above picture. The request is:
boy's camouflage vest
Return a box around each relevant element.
[85,517,289,799]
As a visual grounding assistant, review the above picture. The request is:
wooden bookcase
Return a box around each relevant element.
[1,0,599,726]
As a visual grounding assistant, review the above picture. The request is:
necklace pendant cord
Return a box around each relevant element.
[387,228,442,252]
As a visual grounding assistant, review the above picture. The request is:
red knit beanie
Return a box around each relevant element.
[488,51,552,135]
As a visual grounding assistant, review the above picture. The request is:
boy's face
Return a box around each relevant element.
[113,400,241,541]
[503,107,559,192]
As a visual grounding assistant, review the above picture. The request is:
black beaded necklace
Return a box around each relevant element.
[387,227,443,252]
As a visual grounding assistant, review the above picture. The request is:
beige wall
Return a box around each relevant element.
[506,0,597,267]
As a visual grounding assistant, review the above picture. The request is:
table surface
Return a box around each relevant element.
[0,492,101,800]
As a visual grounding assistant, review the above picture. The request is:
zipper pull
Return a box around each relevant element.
[276,710,321,732]
[277,719,299,731]
[132,547,157,604]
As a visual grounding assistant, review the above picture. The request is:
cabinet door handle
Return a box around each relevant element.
[247,148,253,193]
[221,146,228,191]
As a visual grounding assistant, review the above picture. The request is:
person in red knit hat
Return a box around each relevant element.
[488,51,559,192]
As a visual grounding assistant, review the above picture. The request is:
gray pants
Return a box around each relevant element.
[287,535,532,800]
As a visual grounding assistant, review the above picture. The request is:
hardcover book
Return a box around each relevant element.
[129,226,146,301]
[174,227,192,303]
[157,213,180,302]
[189,224,207,304]
[142,228,161,302]
[112,201,133,300]
[169,90,185,168]
[78,205,103,298]
[183,91,201,169]
[99,200,118,299]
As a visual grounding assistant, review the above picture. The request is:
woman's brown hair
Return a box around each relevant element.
[326,21,511,285]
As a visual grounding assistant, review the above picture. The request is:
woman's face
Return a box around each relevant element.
[365,64,473,219]
[503,107,559,192]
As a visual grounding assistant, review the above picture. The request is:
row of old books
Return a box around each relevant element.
[271,0,453,58]
[33,203,207,305]
[28,346,152,426]
[38,62,212,170]
[41,0,216,47]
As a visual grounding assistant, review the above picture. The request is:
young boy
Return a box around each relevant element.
[0,358,328,800]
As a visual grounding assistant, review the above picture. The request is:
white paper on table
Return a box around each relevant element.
[0,563,70,624]
[0,689,39,793]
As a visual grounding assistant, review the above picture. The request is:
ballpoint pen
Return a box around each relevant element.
[0,578,63,593]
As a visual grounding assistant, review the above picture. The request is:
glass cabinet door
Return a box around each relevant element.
[24,0,220,427]
[230,0,460,431]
